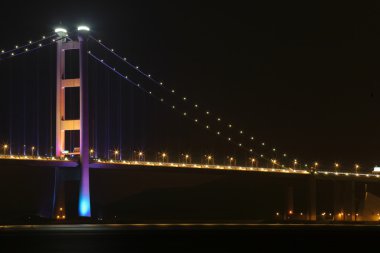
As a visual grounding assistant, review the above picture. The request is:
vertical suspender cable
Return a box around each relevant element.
[36,51,40,156]
[9,61,13,155]
[68,50,72,152]
[106,70,110,159]
[119,77,122,160]
[23,55,26,155]
[49,45,53,156]
[94,56,98,158]
[91,53,95,157]
[129,71,135,158]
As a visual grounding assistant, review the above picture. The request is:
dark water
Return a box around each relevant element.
[0,224,378,252]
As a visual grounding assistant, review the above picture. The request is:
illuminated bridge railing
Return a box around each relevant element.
[95,159,309,175]
[1,155,380,179]
[0,155,69,161]
[97,160,380,179]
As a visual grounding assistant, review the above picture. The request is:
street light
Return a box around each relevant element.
[271,159,277,168]
[250,158,257,167]
[293,159,298,169]
[184,154,190,163]
[228,156,235,166]
[138,151,144,161]
[3,144,8,156]
[207,155,213,165]
[314,162,319,171]
[114,150,119,161]
[334,163,339,171]
[161,152,168,162]
[90,149,94,158]
[31,146,35,157]
[355,164,360,173]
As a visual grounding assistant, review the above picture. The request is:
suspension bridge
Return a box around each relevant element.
[1,26,379,222]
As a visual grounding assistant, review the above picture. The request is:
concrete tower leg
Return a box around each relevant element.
[78,28,91,218]
[55,28,81,158]
[56,31,66,157]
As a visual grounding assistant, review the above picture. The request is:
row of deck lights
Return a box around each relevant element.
[1,154,378,180]
[1,151,379,177]
[3,144,36,156]
[100,148,363,172]
[105,149,262,167]
[2,144,253,167]
[91,149,363,172]
[3,144,368,173]
[0,144,366,173]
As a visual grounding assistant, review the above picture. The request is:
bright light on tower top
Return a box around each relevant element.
[54,28,67,34]
[77,25,90,31]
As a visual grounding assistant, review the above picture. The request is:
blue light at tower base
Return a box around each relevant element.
[79,195,91,217]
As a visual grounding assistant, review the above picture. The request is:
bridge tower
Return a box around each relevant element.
[55,26,91,217]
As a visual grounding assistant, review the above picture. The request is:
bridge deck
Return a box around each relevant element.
[0,156,379,182]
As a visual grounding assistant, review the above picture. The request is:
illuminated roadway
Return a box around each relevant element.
[1,155,379,181]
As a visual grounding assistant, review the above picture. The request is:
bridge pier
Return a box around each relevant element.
[333,180,357,221]
[52,167,65,219]
[52,167,80,219]
[283,185,294,220]
[356,183,367,221]
[347,181,356,221]
[308,174,316,221]
[333,180,341,220]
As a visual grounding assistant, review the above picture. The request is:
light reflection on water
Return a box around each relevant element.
[1,223,379,231]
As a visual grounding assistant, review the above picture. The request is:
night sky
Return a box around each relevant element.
[1,1,380,170]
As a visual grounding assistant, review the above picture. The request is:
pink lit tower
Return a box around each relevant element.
[55,26,91,217]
